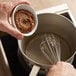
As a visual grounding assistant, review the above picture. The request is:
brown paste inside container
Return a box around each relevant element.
[14,10,35,33]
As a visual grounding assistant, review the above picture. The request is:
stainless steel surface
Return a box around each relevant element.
[18,13,76,70]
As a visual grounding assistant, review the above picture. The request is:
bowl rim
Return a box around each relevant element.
[11,4,38,36]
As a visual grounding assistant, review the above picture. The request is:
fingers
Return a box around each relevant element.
[47,61,74,76]
[8,28,24,40]
[0,0,30,18]
[0,21,24,40]
[0,0,30,39]
[12,0,30,4]
[0,2,6,11]
[57,61,74,68]
[5,25,24,40]
[17,0,31,5]
[7,1,30,20]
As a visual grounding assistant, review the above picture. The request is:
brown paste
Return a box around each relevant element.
[14,10,35,33]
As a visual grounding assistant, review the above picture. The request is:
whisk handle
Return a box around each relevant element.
[29,65,40,76]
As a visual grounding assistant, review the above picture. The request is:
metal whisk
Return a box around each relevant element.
[40,33,61,64]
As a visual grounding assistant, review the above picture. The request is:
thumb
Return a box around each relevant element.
[0,21,24,39]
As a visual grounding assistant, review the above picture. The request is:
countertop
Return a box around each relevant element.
[29,0,76,21]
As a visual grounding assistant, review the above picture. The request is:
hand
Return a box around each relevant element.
[0,0,30,39]
[47,61,76,76]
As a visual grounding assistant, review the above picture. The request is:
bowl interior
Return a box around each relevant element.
[11,4,38,36]
[18,13,76,67]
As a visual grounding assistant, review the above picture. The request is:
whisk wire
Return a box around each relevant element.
[40,33,61,64]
